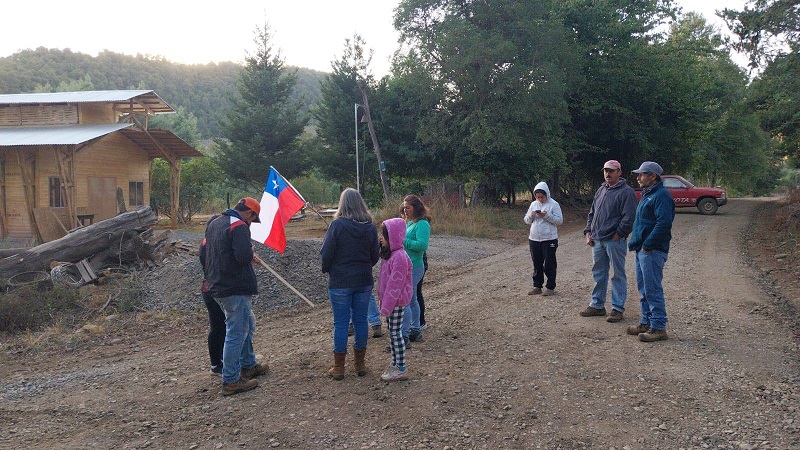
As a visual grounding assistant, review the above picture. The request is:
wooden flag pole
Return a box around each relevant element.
[254,256,315,308]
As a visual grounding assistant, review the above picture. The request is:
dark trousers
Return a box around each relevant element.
[529,239,558,290]
[417,272,426,326]
[203,291,226,369]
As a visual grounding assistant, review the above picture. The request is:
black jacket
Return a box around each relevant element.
[199,210,258,297]
[320,217,379,289]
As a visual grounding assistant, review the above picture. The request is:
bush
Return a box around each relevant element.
[290,173,342,206]
[0,284,81,332]
[779,167,800,190]
[151,157,225,222]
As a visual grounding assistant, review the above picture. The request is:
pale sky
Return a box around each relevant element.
[0,0,745,77]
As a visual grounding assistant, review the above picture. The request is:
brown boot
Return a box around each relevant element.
[353,348,367,377]
[328,351,346,380]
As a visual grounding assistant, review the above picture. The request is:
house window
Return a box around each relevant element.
[129,181,144,206]
[49,176,64,207]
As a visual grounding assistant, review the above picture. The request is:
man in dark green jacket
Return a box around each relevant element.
[627,162,675,342]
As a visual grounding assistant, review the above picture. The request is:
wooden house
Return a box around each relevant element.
[0,90,202,243]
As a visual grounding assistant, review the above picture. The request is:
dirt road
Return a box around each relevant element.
[1,198,798,449]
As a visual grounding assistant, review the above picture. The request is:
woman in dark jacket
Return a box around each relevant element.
[320,188,380,380]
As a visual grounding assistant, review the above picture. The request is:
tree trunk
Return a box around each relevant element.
[0,207,158,280]
[471,180,498,206]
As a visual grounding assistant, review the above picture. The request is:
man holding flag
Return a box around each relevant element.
[201,196,269,396]
[201,167,307,395]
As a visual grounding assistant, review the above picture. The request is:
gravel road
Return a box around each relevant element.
[0,198,797,449]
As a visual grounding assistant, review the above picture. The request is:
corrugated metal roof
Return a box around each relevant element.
[119,129,204,158]
[0,123,133,146]
[0,90,175,114]
[0,124,204,159]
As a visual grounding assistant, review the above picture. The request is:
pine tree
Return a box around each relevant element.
[213,21,309,190]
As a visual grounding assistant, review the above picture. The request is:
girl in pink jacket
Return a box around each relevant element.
[377,218,414,381]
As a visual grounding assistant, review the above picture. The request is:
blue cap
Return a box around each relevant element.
[632,161,663,176]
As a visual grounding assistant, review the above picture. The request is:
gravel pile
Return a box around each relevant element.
[139,233,516,313]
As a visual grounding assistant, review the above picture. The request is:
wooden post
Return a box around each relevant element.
[170,159,180,228]
[14,148,42,243]
[53,145,78,228]
[356,79,391,206]
[129,115,181,228]
[0,154,7,238]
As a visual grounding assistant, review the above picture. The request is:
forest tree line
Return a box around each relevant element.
[1,0,797,212]
[0,47,326,138]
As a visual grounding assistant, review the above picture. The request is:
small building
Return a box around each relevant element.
[0,90,202,243]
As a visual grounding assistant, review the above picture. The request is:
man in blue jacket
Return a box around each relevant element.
[200,197,268,395]
[627,162,675,342]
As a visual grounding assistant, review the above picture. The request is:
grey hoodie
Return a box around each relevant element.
[583,179,638,241]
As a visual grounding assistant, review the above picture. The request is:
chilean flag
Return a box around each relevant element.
[249,167,306,253]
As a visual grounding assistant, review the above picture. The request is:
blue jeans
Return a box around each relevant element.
[402,266,426,338]
[215,295,257,384]
[367,292,381,327]
[329,285,372,353]
[590,238,628,313]
[635,250,668,330]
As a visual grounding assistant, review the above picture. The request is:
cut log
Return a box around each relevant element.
[0,207,158,281]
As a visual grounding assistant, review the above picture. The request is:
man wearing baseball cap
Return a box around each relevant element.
[200,197,268,395]
[581,160,638,323]
[627,161,675,342]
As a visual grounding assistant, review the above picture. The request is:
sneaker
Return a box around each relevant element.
[638,329,668,342]
[420,323,428,331]
[240,362,268,380]
[606,310,624,323]
[542,288,555,296]
[404,337,412,349]
[210,365,222,376]
[380,365,408,382]
[221,378,258,396]
[409,329,423,342]
[528,287,543,295]
[371,324,383,337]
[579,306,607,317]
[626,323,649,335]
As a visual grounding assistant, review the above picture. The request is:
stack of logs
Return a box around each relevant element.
[0,207,168,286]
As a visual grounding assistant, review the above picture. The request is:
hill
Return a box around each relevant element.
[0,47,326,138]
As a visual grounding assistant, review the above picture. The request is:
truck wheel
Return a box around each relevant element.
[698,198,718,215]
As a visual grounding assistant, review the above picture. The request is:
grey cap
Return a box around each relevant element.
[632,161,663,176]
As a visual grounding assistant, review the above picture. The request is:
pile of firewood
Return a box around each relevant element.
[0,207,168,289]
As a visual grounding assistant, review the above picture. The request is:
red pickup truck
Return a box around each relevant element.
[635,175,727,215]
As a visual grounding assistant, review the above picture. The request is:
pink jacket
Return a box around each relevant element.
[378,218,414,316]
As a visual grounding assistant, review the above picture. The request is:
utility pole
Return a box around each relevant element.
[356,79,390,206]
[354,103,361,193]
